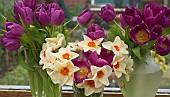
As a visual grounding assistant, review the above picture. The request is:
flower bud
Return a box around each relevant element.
[77,9,93,25]
[99,4,116,23]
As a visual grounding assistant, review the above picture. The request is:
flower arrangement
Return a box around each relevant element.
[0,0,170,97]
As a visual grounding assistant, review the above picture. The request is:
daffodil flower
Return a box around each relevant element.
[68,41,82,51]
[124,56,134,81]
[45,33,66,51]
[111,55,126,78]
[91,65,112,88]
[49,61,79,86]
[54,46,79,62]
[102,36,128,57]
[79,35,103,54]
[76,79,104,96]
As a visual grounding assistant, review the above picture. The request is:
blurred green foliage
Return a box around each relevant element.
[0,65,29,85]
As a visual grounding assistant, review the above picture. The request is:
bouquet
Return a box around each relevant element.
[0,1,170,97]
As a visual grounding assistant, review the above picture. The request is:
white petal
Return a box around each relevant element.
[96,47,101,55]
[94,86,104,93]
[84,35,92,42]
[59,75,68,86]
[95,38,103,45]
[65,75,74,86]
[98,75,109,86]
[102,41,112,50]
[114,70,122,78]
[85,86,95,96]
[94,79,103,88]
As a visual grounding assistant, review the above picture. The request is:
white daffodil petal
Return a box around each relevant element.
[98,75,109,86]
[102,41,112,50]
[85,86,95,96]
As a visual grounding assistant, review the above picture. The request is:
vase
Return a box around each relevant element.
[73,84,103,97]
[118,54,162,97]
[20,49,61,97]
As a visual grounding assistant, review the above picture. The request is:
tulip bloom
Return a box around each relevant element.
[77,9,93,25]
[130,23,151,45]
[120,7,142,28]
[23,0,36,11]
[142,2,166,28]
[50,9,65,26]
[35,7,50,26]
[72,59,91,83]
[14,1,34,25]
[99,4,116,23]
[5,22,24,38]
[1,35,21,51]
[154,37,170,56]
[86,24,105,40]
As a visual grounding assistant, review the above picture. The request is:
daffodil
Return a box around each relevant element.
[79,35,103,54]
[54,46,79,62]
[76,79,104,96]
[49,61,79,86]
[45,33,66,51]
[102,36,128,57]
[124,56,134,81]
[68,41,82,51]
[111,55,126,78]
[91,65,112,88]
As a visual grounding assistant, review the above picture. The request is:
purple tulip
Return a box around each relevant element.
[4,22,24,38]
[72,59,91,83]
[163,8,170,28]
[50,9,65,26]
[142,2,166,28]
[14,1,34,25]
[120,7,142,28]
[23,0,36,11]
[86,24,105,40]
[35,7,50,26]
[99,4,116,23]
[88,51,111,67]
[47,2,60,11]
[130,23,151,45]
[150,25,162,40]
[154,37,170,56]
[77,9,93,25]
[99,48,114,66]
[14,1,25,21]
[1,35,21,51]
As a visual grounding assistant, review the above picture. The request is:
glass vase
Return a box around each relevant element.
[118,54,161,97]
[73,84,103,97]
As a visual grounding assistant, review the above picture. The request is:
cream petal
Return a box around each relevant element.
[94,79,103,88]
[85,86,95,96]
[59,75,68,86]
[71,52,79,59]
[95,38,103,45]
[65,75,74,86]
[96,47,101,55]
[91,66,99,75]
[102,41,112,50]
[76,82,85,88]
[115,70,122,78]
[94,86,104,93]
[84,35,92,42]
[98,75,109,86]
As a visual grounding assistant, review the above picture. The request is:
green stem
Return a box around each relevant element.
[66,23,79,39]
[113,20,125,34]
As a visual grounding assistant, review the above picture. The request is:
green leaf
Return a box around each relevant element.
[132,46,148,65]
[6,9,17,22]
[0,14,6,24]
[18,48,35,71]
[162,28,170,36]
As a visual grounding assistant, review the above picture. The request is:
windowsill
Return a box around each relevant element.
[0,85,170,97]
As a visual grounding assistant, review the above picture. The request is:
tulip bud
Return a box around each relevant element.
[99,4,116,23]
[5,22,24,38]
[23,0,36,11]
[86,24,105,40]
[154,37,170,56]
[77,9,93,25]
[50,9,65,26]
[35,8,50,26]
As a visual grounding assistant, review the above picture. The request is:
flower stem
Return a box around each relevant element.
[113,20,125,34]
[66,23,79,39]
